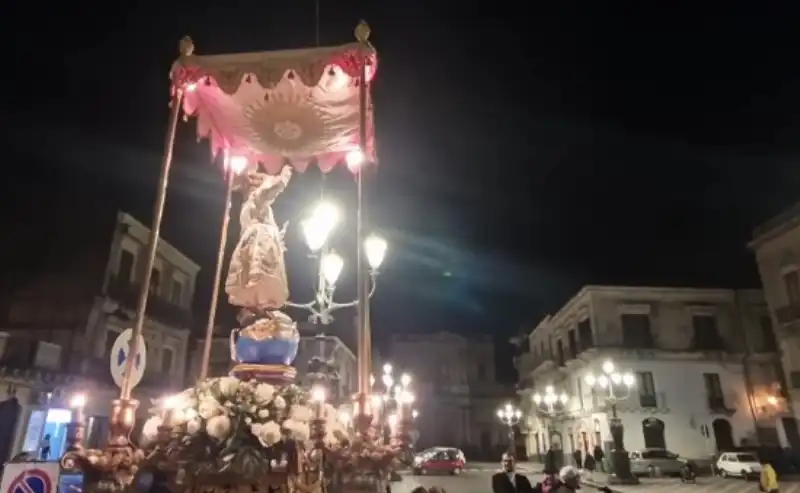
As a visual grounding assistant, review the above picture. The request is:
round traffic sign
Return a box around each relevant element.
[109,328,147,389]
[7,469,53,493]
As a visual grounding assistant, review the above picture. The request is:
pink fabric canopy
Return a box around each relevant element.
[171,42,377,173]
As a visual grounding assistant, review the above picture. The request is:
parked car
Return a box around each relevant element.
[716,452,762,479]
[412,447,466,475]
[629,449,686,476]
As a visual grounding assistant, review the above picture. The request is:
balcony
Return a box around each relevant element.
[775,304,800,325]
[514,352,554,377]
[107,279,191,329]
[595,391,669,413]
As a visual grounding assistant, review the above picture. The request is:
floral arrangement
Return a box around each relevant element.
[141,377,348,481]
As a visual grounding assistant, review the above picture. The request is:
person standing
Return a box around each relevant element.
[759,458,779,493]
[39,434,51,460]
[492,454,535,493]
[593,445,605,472]
[572,448,583,469]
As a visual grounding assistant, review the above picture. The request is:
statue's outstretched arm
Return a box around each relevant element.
[255,166,293,205]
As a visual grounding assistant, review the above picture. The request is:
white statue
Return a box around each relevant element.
[226,165,292,310]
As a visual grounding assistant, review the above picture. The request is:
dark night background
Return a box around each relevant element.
[2,2,800,379]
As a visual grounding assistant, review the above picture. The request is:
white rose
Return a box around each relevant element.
[251,421,282,447]
[206,415,232,441]
[282,418,310,442]
[289,405,313,422]
[217,376,240,396]
[274,396,286,409]
[255,383,275,404]
[258,409,270,419]
[186,417,202,435]
[141,416,163,445]
[198,398,223,420]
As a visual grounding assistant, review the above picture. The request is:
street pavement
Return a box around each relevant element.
[391,467,800,493]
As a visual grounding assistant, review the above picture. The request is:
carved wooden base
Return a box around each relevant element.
[230,363,297,384]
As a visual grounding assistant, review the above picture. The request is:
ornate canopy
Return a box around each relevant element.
[171,39,378,173]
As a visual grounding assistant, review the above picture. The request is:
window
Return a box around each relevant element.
[704,373,725,409]
[567,330,578,358]
[577,319,593,349]
[477,364,486,381]
[641,450,677,460]
[790,371,800,389]
[785,270,800,304]
[171,280,184,305]
[150,269,161,293]
[163,347,174,373]
[637,372,657,408]
[556,339,565,366]
[692,315,723,350]
[760,316,777,351]
[620,314,654,348]
[118,250,134,285]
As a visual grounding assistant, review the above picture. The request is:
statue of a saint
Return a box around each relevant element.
[226,165,292,311]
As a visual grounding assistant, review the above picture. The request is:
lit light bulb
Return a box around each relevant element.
[602,360,615,374]
[364,234,388,269]
[70,394,86,408]
[320,252,344,286]
[346,148,365,172]
[227,155,248,175]
[533,394,543,405]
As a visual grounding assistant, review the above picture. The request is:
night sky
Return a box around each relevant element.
[3,2,800,357]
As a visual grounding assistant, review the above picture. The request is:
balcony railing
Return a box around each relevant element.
[775,304,800,325]
[107,279,191,329]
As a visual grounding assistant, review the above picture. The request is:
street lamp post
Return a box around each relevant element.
[286,200,387,325]
[532,386,569,472]
[371,364,415,446]
[585,359,639,484]
[496,403,522,456]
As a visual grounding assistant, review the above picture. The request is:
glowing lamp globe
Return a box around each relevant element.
[364,234,387,270]
[320,252,345,286]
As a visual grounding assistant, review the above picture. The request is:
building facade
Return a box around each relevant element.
[751,203,800,436]
[0,210,199,462]
[514,286,790,462]
[390,332,515,459]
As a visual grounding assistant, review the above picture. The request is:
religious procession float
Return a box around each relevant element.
[54,22,426,493]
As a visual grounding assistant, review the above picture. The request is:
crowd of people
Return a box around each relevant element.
[490,454,607,493]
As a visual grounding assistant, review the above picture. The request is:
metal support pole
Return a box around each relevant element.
[199,162,235,381]
[120,89,183,401]
[354,20,372,432]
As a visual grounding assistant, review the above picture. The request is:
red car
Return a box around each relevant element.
[412,447,466,475]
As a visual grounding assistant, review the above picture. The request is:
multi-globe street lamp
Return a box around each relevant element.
[531,386,569,471]
[584,359,638,484]
[371,363,416,445]
[496,403,522,455]
[287,201,387,325]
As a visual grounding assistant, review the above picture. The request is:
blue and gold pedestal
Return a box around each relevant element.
[230,310,300,384]
[230,363,298,384]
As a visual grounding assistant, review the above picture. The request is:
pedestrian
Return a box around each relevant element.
[39,434,51,460]
[583,451,596,473]
[544,449,558,475]
[572,449,582,469]
[759,457,779,493]
[551,466,580,493]
[492,453,535,493]
[593,445,605,472]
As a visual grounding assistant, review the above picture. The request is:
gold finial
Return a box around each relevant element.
[179,36,195,57]
[354,20,371,43]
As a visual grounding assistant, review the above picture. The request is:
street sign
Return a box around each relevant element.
[109,328,147,389]
[0,463,59,493]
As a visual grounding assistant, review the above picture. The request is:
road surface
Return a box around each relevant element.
[392,469,800,493]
